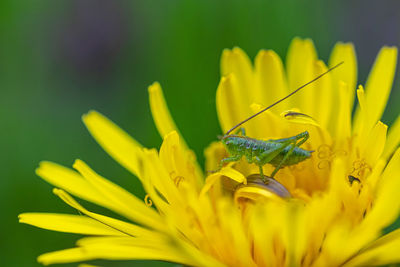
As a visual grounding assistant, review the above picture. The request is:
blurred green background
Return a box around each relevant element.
[1,0,399,266]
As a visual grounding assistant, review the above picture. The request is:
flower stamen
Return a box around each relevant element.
[144,194,153,207]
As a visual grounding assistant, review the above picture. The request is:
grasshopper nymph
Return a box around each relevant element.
[217,62,343,180]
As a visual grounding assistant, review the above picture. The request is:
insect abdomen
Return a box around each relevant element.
[269,146,312,166]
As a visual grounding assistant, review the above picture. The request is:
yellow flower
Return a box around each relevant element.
[20,38,400,267]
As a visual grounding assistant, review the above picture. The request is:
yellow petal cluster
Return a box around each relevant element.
[20,38,400,267]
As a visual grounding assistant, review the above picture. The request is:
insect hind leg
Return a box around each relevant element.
[293,131,309,146]
[273,131,309,144]
[270,131,309,178]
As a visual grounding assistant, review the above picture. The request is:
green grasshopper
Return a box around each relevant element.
[218,62,343,180]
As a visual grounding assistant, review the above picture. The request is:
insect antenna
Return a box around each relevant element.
[225,61,344,135]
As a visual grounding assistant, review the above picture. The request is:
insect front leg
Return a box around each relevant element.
[254,156,265,178]
[217,154,242,170]
[233,127,246,136]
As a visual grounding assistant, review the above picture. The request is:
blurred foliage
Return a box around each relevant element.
[0,0,399,266]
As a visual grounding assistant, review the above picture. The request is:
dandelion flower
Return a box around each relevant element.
[20,38,400,267]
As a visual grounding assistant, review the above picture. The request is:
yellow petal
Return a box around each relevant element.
[354,46,397,133]
[74,235,224,267]
[19,213,125,236]
[38,248,95,266]
[316,224,352,266]
[221,47,254,104]
[329,42,357,108]
[82,110,144,179]
[36,161,164,231]
[216,74,251,134]
[328,158,348,201]
[216,199,257,266]
[248,103,289,139]
[201,167,246,197]
[338,148,400,264]
[78,264,100,267]
[75,236,212,267]
[36,161,111,209]
[363,227,400,253]
[364,46,397,126]
[353,85,368,143]
[286,204,308,267]
[139,153,172,215]
[159,131,181,175]
[38,243,221,267]
[334,81,352,144]
[286,37,317,111]
[76,235,225,266]
[53,189,158,238]
[217,166,247,184]
[315,159,355,266]
[300,196,340,267]
[308,60,332,127]
[73,159,164,230]
[146,150,181,201]
[148,82,180,139]
[361,121,387,166]
[383,115,400,159]
[362,148,400,231]
[204,141,226,172]
[343,228,400,267]
[76,236,155,247]
[254,49,288,109]
[251,203,288,267]
[234,185,285,203]
[148,83,203,179]
[366,158,386,190]
[141,149,182,209]
[159,131,203,190]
